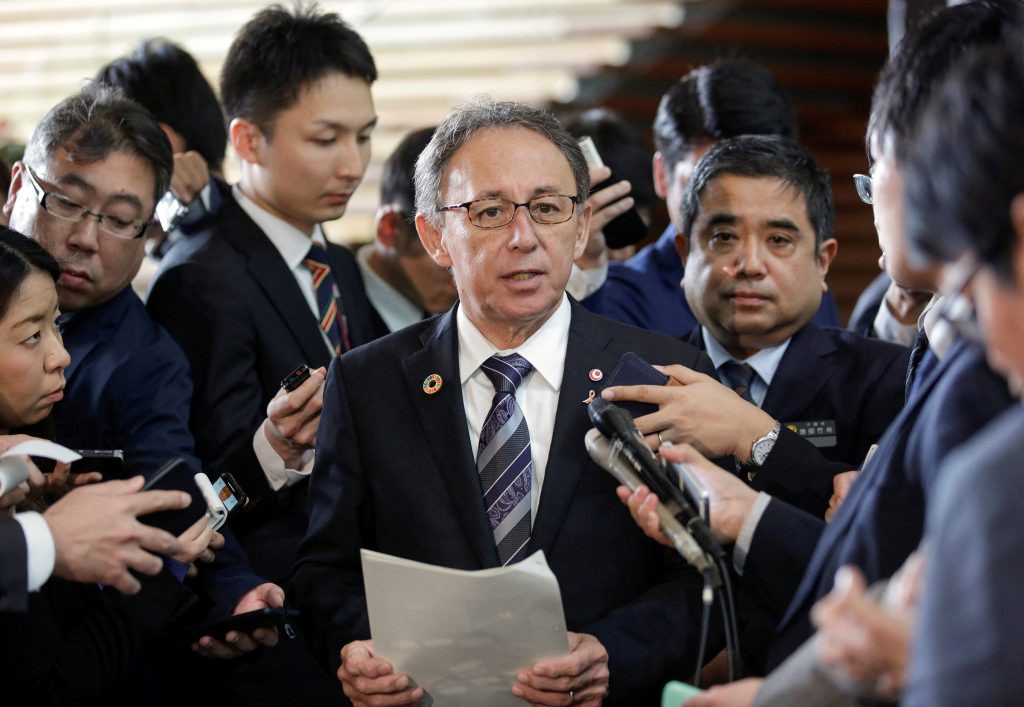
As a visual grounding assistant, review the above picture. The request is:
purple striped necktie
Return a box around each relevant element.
[303,244,349,355]
[476,353,534,566]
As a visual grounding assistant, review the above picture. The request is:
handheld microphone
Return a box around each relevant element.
[588,398,724,561]
[586,429,720,584]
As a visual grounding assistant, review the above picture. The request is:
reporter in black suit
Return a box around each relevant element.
[293,100,716,707]
[147,7,386,586]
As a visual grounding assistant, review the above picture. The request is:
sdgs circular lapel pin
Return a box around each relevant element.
[422,373,443,395]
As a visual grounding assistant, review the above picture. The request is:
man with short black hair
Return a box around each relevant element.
[147,4,386,584]
[357,126,457,331]
[582,60,839,335]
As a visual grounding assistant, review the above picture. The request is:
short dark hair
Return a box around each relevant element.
[381,127,436,215]
[96,38,227,171]
[867,0,1024,163]
[680,135,833,251]
[0,224,60,320]
[415,99,590,226]
[23,83,172,207]
[221,3,377,135]
[566,108,657,211]
[653,60,797,171]
[905,40,1024,283]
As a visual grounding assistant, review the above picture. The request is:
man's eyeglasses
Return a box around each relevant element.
[853,174,873,205]
[23,165,152,240]
[437,194,580,229]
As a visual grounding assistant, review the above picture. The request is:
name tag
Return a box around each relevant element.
[785,420,837,448]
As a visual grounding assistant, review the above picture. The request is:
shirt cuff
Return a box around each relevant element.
[14,511,55,591]
[732,492,772,576]
[252,425,315,492]
[566,257,609,301]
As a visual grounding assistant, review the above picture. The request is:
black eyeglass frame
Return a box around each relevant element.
[436,194,581,229]
[22,164,154,240]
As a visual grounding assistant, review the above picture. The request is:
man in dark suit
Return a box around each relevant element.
[607,136,907,517]
[3,85,282,665]
[897,35,1024,706]
[147,6,386,585]
[580,60,839,336]
[293,100,716,706]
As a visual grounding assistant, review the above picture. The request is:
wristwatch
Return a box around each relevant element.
[744,421,781,478]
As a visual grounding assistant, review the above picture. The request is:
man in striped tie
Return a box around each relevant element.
[294,100,718,706]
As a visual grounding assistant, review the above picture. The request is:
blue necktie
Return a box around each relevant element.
[476,353,534,566]
[303,244,349,355]
[719,360,758,406]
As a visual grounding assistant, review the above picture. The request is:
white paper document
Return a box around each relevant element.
[0,440,81,495]
[362,549,569,706]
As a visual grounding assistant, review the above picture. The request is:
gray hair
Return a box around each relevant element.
[414,98,590,225]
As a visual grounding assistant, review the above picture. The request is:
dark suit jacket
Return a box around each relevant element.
[0,517,28,614]
[687,324,910,515]
[582,226,840,337]
[740,340,1014,672]
[846,272,891,338]
[0,568,195,706]
[905,405,1024,706]
[55,286,259,610]
[56,287,196,481]
[147,191,385,583]
[293,300,717,705]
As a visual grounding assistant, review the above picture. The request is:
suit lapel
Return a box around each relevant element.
[61,292,124,381]
[782,339,964,624]
[761,325,837,422]
[400,308,498,567]
[530,302,615,553]
[219,198,333,369]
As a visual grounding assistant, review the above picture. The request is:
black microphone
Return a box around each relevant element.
[585,429,720,584]
[588,398,724,561]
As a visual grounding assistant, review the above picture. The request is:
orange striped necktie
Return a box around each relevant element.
[303,244,350,355]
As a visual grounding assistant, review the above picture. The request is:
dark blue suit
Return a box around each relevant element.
[846,272,891,338]
[905,404,1024,706]
[582,227,840,337]
[293,300,716,706]
[739,340,1014,672]
[57,286,196,480]
[147,190,385,584]
[686,324,909,516]
[55,286,260,610]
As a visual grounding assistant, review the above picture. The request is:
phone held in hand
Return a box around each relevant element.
[600,352,671,419]
[280,364,311,392]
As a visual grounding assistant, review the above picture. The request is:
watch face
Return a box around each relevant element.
[752,439,771,466]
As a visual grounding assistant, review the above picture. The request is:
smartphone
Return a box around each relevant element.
[70,449,124,476]
[156,190,189,232]
[578,136,649,249]
[155,607,301,646]
[141,457,207,536]
[213,472,248,514]
[280,364,311,392]
[600,352,671,419]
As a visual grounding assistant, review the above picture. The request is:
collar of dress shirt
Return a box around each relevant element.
[457,294,571,392]
[701,325,791,388]
[356,245,423,333]
[232,184,327,268]
[919,294,957,360]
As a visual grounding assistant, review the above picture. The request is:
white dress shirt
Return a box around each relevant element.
[356,245,424,333]
[235,185,328,490]
[14,511,55,591]
[457,295,571,519]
